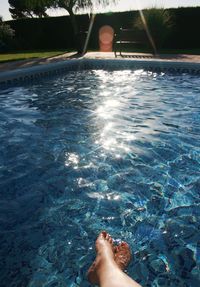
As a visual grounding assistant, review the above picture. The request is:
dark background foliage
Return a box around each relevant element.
[5,7,200,51]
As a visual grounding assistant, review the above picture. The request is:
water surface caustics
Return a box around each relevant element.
[0,70,200,287]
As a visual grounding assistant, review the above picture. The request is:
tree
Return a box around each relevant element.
[8,0,52,19]
[52,0,116,53]
[8,0,117,52]
[54,0,116,36]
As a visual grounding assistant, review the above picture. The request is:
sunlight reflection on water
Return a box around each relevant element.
[93,70,156,156]
[1,69,200,287]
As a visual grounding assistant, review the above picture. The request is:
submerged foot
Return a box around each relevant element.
[114,241,131,271]
[87,231,114,285]
[87,231,131,285]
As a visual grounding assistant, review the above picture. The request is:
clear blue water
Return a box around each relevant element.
[0,69,200,287]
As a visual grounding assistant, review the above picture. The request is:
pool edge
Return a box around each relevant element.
[0,58,200,89]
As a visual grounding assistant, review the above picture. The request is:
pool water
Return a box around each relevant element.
[0,69,200,287]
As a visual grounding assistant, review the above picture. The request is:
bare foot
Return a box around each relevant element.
[114,242,131,270]
[87,232,131,285]
[87,231,114,285]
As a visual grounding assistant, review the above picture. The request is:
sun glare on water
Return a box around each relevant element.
[93,70,142,156]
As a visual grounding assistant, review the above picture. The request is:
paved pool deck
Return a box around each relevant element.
[0,51,200,72]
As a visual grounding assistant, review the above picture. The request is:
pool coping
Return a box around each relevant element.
[0,57,200,89]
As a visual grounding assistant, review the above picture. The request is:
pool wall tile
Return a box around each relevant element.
[0,58,200,89]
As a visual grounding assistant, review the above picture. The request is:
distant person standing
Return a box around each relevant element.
[99,26,114,52]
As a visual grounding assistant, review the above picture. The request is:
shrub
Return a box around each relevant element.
[0,16,15,52]
[134,8,174,49]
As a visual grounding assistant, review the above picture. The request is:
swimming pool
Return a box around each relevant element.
[0,68,200,287]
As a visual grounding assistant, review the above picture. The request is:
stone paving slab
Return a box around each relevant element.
[0,51,200,73]
[85,52,200,62]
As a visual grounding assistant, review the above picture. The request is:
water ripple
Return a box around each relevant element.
[0,70,200,286]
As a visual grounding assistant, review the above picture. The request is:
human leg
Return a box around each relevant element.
[87,231,142,287]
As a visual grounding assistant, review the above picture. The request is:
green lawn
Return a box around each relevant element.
[0,50,71,63]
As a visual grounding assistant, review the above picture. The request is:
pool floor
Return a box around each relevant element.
[0,69,200,286]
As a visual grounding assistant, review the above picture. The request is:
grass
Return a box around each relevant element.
[0,50,70,63]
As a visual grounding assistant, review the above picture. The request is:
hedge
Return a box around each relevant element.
[5,7,200,50]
